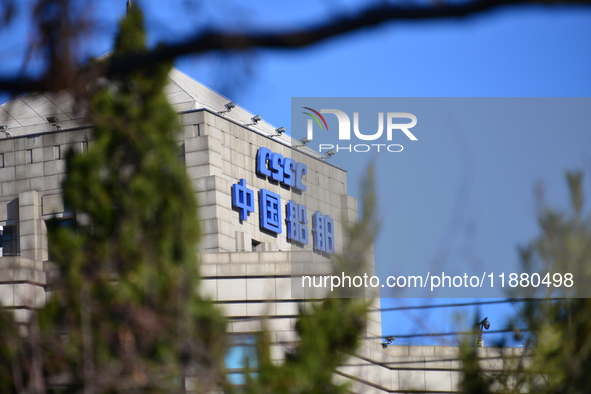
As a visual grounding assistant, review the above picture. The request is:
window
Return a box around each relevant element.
[0,225,19,256]
[25,149,33,164]
[53,145,61,160]
[251,240,264,252]
[47,216,76,261]
[55,217,76,228]
[226,335,258,385]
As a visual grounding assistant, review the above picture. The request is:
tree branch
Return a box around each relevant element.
[0,0,590,95]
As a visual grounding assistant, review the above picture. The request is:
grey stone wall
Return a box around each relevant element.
[181,110,352,256]
[0,108,527,393]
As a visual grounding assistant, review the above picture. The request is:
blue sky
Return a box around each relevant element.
[1,0,591,345]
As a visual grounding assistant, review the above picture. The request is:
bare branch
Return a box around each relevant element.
[0,0,590,95]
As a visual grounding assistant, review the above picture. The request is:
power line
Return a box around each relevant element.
[226,352,528,371]
[222,297,556,342]
[226,353,533,378]
[219,297,564,320]
[363,328,528,341]
[375,297,564,313]
[224,298,561,322]
[228,327,528,344]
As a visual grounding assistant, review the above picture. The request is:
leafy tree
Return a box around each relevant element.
[1,6,228,393]
[460,172,591,393]
[517,171,591,393]
[459,339,492,394]
[243,170,377,394]
[0,5,374,393]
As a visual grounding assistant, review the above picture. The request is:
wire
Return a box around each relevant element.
[376,297,564,313]
[226,353,532,375]
[220,297,554,342]
[223,298,559,322]
[340,352,529,369]
[217,297,564,318]
[359,328,529,341]
[227,327,528,344]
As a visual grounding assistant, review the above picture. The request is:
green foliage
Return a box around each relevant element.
[1,7,228,393]
[460,171,591,393]
[242,170,376,394]
[0,5,373,392]
[242,298,367,394]
[515,171,591,299]
[519,171,591,393]
[459,339,492,394]
[0,310,26,393]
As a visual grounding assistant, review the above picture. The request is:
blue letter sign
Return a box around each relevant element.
[286,200,309,245]
[256,147,308,192]
[256,147,272,177]
[231,179,255,221]
[260,189,282,234]
[312,212,335,254]
[230,146,336,253]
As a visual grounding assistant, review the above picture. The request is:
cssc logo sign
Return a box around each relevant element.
[302,107,418,153]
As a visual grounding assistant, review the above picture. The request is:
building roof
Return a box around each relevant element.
[0,67,301,151]
[0,91,84,134]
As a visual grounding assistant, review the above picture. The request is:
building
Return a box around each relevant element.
[0,69,515,392]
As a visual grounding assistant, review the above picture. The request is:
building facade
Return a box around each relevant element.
[0,69,513,393]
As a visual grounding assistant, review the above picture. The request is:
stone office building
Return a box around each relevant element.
[0,70,511,393]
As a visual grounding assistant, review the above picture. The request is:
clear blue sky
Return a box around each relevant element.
[1,0,591,345]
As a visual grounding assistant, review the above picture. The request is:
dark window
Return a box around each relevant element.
[0,225,19,256]
[251,240,263,252]
[56,217,76,228]
[47,216,76,261]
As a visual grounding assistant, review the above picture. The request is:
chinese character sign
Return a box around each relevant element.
[231,179,254,221]
[230,148,336,254]
[259,189,282,234]
[312,212,335,254]
[286,201,308,245]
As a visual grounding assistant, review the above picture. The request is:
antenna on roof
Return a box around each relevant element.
[126,0,133,15]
